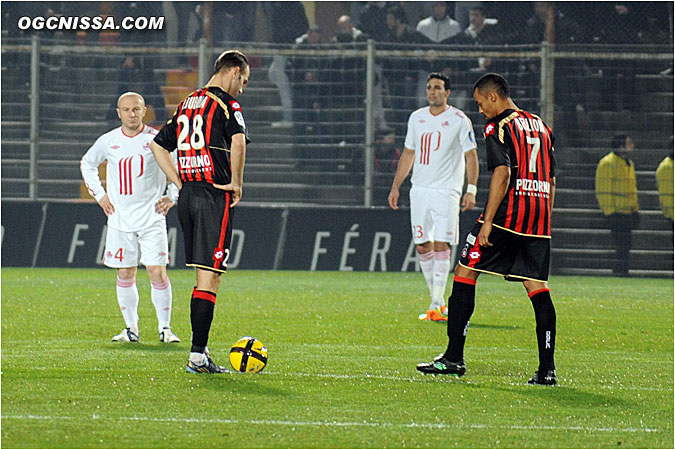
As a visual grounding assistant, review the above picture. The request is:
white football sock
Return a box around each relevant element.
[151,277,172,331]
[419,250,435,303]
[116,276,139,335]
[431,249,451,310]
[189,352,206,365]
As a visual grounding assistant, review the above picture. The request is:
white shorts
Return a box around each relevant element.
[409,185,460,245]
[103,223,169,268]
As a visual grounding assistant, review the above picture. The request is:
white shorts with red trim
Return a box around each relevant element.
[409,185,460,245]
[103,223,169,268]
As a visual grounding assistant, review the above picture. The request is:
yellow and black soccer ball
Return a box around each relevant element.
[229,336,268,373]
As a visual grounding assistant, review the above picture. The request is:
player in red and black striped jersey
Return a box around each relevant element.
[417,73,558,385]
[151,49,250,374]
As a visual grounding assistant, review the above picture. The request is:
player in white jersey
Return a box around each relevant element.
[81,92,180,344]
[389,73,479,322]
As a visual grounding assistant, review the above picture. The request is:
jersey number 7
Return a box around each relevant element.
[526,136,541,173]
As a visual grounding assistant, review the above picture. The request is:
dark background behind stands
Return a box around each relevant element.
[1,1,673,277]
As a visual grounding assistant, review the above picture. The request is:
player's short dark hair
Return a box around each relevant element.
[213,50,248,75]
[612,133,629,149]
[470,5,486,16]
[428,72,451,91]
[473,72,510,98]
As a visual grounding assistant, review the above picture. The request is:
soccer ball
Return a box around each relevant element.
[229,336,268,373]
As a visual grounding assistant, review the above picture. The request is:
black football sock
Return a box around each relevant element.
[529,288,556,372]
[444,276,476,362]
[190,288,216,354]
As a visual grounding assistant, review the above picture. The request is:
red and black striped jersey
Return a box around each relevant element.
[481,109,556,237]
[154,86,250,185]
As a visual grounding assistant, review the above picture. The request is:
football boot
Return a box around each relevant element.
[417,354,466,376]
[112,328,139,342]
[528,369,557,386]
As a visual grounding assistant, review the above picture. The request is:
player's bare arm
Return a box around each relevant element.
[213,133,246,207]
[150,141,182,189]
[462,148,479,212]
[388,147,415,210]
[550,176,556,210]
[479,165,510,247]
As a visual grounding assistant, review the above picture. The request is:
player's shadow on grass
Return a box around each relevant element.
[487,383,631,408]
[195,374,290,397]
[105,343,186,353]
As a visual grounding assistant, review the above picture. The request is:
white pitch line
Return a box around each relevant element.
[1,414,662,434]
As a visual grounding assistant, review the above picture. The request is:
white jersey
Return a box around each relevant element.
[404,105,476,191]
[81,125,175,232]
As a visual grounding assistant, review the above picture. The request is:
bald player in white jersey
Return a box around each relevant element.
[81,92,181,343]
[389,73,479,322]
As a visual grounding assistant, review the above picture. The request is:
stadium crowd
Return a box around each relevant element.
[3,1,672,47]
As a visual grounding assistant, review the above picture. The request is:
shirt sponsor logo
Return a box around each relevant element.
[179,154,212,171]
[516,178,551,197]
[485,123,495,136]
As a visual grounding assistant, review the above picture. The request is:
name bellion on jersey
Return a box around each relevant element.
[180,154,212,171]
[516,178,551,197]
[182,96,207,111]
[514,116,547,134]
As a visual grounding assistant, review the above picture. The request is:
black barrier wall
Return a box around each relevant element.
[1,202,480,271]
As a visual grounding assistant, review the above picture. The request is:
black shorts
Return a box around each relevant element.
[177,182,234,273]
[458,221,551,282]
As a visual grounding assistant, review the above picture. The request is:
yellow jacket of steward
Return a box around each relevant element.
[595,151,639,216]
[655,156,674,220]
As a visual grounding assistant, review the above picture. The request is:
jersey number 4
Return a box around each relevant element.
[177,114,205,150]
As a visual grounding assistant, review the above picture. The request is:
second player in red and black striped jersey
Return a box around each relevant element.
[154,86,250,185]
[482,109,556,237]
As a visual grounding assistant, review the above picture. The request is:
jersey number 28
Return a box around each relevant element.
[177,114,205,150]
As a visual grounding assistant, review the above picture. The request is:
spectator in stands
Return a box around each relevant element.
[413,2,468,107]
[464,6,503,45]
[595,133,640,276]
[655,137,674,225]
[598,3,640,44]
[596,3,638,111]
[358,1,391,42]
[520,1,586,44]
[382,5,423,132]
[288,25,329,164]
[416,1,462,43]
[106,55,166,123]
[333,15,369,43]
[213,2,257,44]
[264,1,309,128]
[331,15,389,136]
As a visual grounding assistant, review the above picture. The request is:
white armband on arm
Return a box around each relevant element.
[466,184,477,195]
[166,183,179,203]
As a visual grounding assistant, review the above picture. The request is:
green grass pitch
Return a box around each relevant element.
[1,268,673,448]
